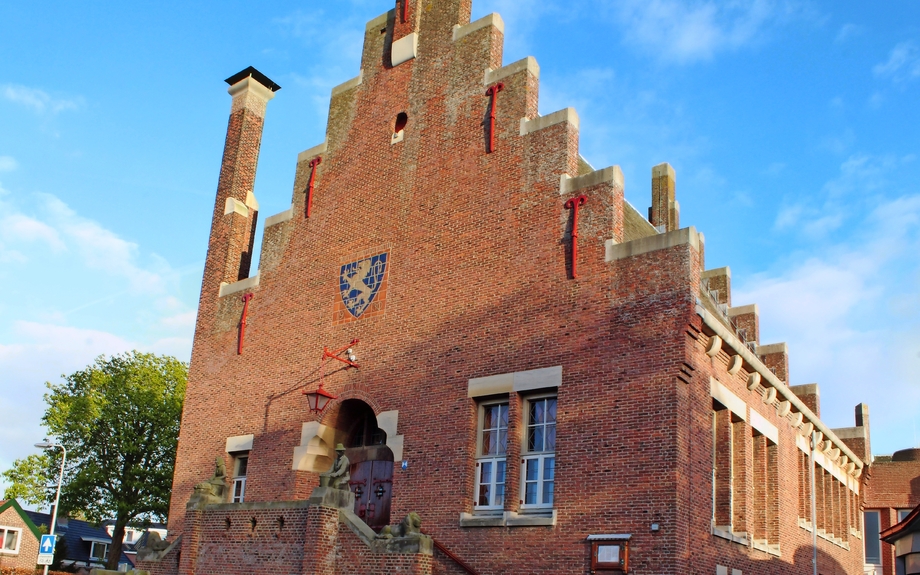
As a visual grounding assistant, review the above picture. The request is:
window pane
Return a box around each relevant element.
[3,530,17,551]
[899,509,912,522]
[864,511,881,563]
[483,405,496,429]
[544,457,555,481]
[497,430,507,454]
[496,460,506,484]
[546,399,557,423]
[530,427,544,452]
[526,459,539,481]
[545,424,556,451]
[499,404,508,427]
[543,479,554,505]
[236,456,248,477]
[482,431,495,455]
[533,400,544,424]
[525,481,538,505]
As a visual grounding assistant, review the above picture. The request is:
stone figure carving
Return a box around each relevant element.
[377,512,423,539]
[188,457,227,506]
[319,443,350,490]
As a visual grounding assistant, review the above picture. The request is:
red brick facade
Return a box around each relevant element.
[149,1,871,573]
[864,449,920,575]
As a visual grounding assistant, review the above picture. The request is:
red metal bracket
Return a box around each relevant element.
[322,338,360,369]
[485,82,504,154]
[564,195,588,279]
[238,293,254,354]
[305,156,322,218]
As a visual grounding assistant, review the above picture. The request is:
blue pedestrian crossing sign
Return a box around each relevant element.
[37,535,55,565]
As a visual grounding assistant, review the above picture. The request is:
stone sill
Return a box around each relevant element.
[798,518,814,532]
[459,510,557,528]
[752,539,781,557]
[816,530,849,550]
[850,527,862,540]
[711,525,749,546]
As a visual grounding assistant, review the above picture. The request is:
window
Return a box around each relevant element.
[521,396,556,509]
[899,509,913,523]
[475,401,508,510]
[864,510,881,565]
[232,455,249,503]
[0,527,21,554]
[90,541,109,561]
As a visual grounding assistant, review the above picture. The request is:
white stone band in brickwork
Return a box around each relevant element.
[453,13,505,41]
[228,77,276,118]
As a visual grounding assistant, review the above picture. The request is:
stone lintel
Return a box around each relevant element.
[520,107,578,136]
[219,274,260,298]
[225,434,254,453]
[468,366,562,397]
[332,71,364,97]
[265,208,294,228]
[605,226,699,262]
[453,13,504,41]
[298,141,328,164]
[560,166,624,195]
[485,56,540,86]
[728,304,759,317]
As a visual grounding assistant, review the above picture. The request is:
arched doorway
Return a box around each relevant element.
[334,399,394,530]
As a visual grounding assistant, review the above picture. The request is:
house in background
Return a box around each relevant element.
[0,500,41,569]
[863,448,920,575]
[101,520,166,566]
[881,503,920,575]
[24,510,134,571]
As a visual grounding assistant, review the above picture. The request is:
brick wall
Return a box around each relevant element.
[164,0,867,573]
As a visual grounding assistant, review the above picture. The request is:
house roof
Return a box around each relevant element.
[0,499,42,541]
[24,510,133,567]
[881,503,920,544]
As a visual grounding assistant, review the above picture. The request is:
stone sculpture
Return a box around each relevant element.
[319,443,350,490]
[188,457,227,507]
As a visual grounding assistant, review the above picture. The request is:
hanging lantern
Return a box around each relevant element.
[304,382,337,413]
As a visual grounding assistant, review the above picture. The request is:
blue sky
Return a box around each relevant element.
[1,0,918,493]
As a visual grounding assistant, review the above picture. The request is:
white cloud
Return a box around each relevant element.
[161,311,197,329]
[834,23,860,44]
[0,213,66,252]
[0,156,17,172]
[612,0,810,63]
[740,190,920,455]
[874,41,920,82]
[2,84,81,114]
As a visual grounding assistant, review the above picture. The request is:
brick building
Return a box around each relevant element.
[863,447,920,574]
[141,1,871,573]
[0,500,41,570]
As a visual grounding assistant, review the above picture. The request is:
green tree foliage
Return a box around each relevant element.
[4,351,187,570]
[1,453,52,510]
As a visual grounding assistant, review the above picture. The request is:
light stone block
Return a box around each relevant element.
[392,33,419,66]
[710,377,746,421]
[265,208,294,228]
[225,434,254,453]
[513,366,562,392]
[520,107,578,136]
[218,274,260,298]
[224,197,249,217]
[749,409,778,443]
[453,13,504,41]
[485,56,539,85]
[606,227,699,262]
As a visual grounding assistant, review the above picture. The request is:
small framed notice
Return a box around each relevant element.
[588,534,630,572]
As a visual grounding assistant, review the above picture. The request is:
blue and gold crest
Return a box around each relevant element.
[339,252,388,318]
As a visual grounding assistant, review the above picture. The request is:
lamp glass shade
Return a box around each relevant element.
[305,386,336,413]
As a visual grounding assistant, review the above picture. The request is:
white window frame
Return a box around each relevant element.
[0,526,22,555]
[520,394,556,510]
[474,400,509,511]
[232,454,249,503]
[90,541,109,562]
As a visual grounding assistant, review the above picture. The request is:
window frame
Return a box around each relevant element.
[90,541,110,562]
[520,394,557,511]
[864,510,882,565]
[474,399,509,511]
[0,526,22,555]
[232,454,249,503]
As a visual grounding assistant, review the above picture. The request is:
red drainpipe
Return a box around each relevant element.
[238,293,254,355]
[485,82,505,153]
[305,156,322,218]
[564,194,588,279]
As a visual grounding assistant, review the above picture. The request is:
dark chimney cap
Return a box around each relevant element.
[225,67,281,92]
[892,448,920,462]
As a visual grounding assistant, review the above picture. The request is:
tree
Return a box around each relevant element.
[2,453,52,509]
[4,351,187,570]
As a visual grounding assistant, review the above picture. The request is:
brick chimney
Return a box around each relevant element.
[202,66,279,290]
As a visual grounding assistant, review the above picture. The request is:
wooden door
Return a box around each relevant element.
[349,460,393,530]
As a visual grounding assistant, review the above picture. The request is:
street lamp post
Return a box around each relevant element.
[35,441,66,575]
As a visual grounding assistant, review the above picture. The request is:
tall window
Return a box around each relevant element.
[521,396,556,509]
[475,402,508,510]
[232,455,249,503]
[864,510,881,565]
[0,527,20,554]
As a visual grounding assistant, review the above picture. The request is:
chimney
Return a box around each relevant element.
[790,383,820,417]
[649,162,679,233]
[203,67,279,289]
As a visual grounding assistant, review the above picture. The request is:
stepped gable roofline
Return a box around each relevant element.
[224,66,281,92]
[0,499,42,540]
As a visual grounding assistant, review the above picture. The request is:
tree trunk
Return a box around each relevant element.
[106,514,129,571]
